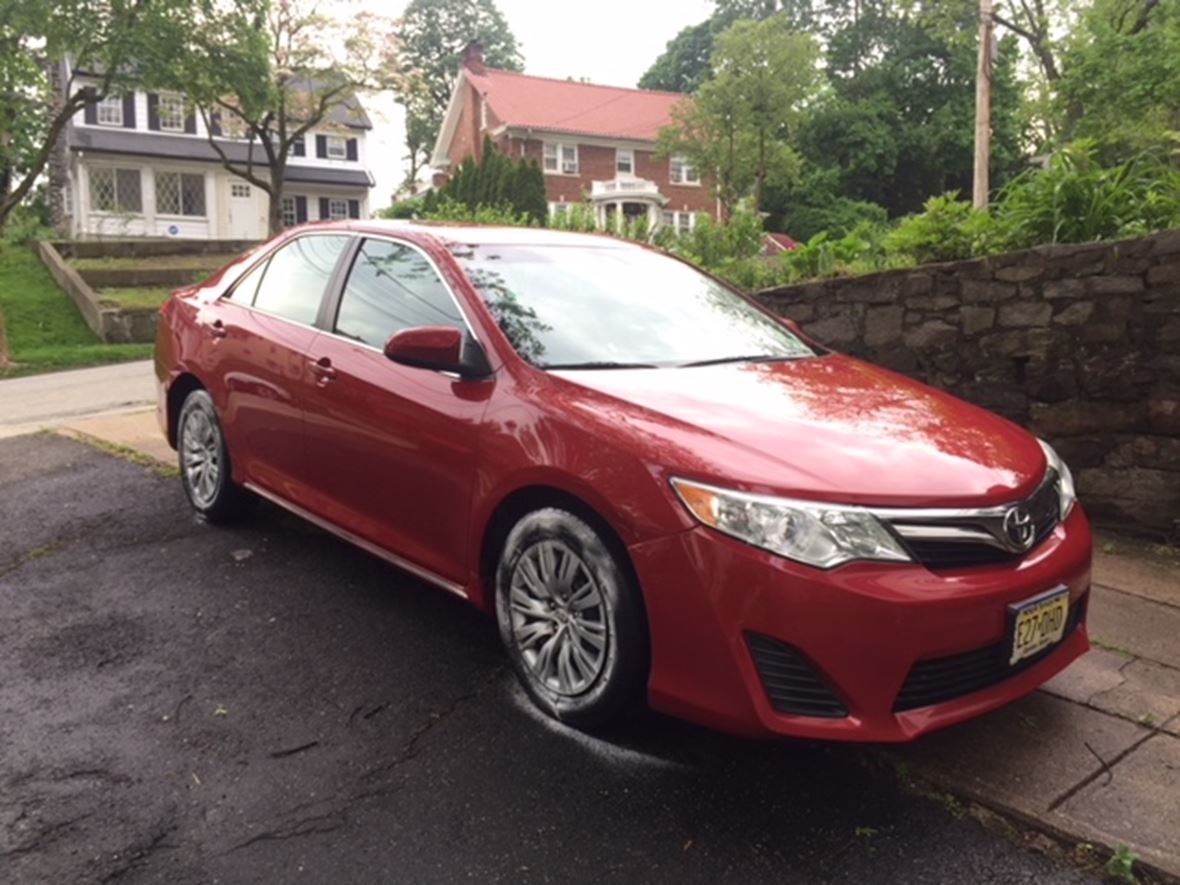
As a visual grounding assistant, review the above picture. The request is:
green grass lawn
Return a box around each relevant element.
[0,244,152,378]
[70,254,236,271]
[96,287,172,310]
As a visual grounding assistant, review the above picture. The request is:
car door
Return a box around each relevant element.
[195,232,351,500]
[300,236,495,586]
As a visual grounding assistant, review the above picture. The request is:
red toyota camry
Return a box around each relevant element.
[154,221,1091,742]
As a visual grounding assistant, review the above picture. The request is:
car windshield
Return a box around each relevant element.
[449,243,817,369]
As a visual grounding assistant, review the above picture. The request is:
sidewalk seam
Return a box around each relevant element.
[1046,713,1179,813]
[1094,581,1180,614]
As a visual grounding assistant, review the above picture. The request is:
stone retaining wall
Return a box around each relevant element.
[36,241,158,344]
[757,230,1180,536]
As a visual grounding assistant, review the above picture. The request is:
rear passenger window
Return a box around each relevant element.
[252,234,350,325]
[334,238,465,348]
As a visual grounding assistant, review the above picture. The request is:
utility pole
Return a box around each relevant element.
[973,0,994,209]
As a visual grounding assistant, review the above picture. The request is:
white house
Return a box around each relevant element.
[56,64,375,240]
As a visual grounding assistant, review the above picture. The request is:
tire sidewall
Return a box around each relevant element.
[177,389,234,521]
[495,507,646,728]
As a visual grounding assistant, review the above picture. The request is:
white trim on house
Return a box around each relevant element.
[430,68,472,169]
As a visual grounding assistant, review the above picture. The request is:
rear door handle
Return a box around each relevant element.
[310,356,337,382]
[209,319,227,339]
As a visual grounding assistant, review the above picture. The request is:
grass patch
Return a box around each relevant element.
[70,254,236,272]
[0,243,153,377]
[59,428,179,479]
[97,287,172,310]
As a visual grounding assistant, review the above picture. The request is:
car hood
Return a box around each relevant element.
[551,354,1047,508]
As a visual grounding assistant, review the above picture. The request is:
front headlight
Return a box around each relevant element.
[670,478,911,569]
[1038,440,1077,520]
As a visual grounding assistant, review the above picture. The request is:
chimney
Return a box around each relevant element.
[462,41,486,74]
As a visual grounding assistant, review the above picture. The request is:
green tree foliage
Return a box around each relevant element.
[659,17,822,214]
[392,0,523,192]
[433,137,546,224]
[165,0,390,235]
[637,20,720,93]
[1056,0,1180,158]
[0,0,219,232]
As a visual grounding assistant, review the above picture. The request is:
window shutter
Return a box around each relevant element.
[319,197,330,219]
[184,111,196,134]
[345,138,358,161]
[84,98,97,125]
[147,94,160,131]
[295,196,307,223]
[293,137,305,157]
[209,112,221,137]
[347,199,360,219]
[122,93,136,129]
[315,135,327,159]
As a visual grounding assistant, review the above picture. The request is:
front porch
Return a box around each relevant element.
[589,177,668,229]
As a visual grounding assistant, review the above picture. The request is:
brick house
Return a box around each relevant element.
[430,45,718,233]
[52,62,375,240]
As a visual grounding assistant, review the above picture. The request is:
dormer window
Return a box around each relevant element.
[96,94,124,127]
[326,135,347,159]
[543,142,578,175]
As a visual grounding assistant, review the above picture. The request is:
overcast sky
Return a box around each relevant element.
[359,0,716,205]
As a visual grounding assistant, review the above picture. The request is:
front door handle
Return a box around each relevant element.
[310,356,337,382]
[209,318,227,339]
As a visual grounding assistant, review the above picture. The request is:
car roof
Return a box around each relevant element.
[325,219,641,251]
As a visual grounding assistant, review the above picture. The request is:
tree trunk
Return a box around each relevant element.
[268,165,285,236]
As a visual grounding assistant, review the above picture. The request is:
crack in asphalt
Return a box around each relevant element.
[225,669,505,856]
[1,811,96,861]
[95,822,180,884]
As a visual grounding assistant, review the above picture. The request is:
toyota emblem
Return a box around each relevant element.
[1003,506,1036,550]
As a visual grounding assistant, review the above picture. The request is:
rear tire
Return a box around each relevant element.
[177,389,253,524]
[495,507,648,729]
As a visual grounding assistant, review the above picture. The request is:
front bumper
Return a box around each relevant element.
[630,505,1092,742]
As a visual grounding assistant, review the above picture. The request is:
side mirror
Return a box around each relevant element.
[383,326,491,379]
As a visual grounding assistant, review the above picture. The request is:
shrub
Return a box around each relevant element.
[375,196,426,220]
[990,141,1180,250]
[422,197,536,227]
[779,224,889,283]
[883,193,992,265]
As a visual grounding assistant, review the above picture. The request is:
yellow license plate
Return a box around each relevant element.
[1009,588,1070,666]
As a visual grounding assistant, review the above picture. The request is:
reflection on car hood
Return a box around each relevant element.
[552,355,1047,508]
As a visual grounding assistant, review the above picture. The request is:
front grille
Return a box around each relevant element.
[886,472,1063,571]
[746,633,848,718]
[893,593,1087,712]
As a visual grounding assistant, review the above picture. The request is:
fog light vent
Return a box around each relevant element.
[746,633,848,718]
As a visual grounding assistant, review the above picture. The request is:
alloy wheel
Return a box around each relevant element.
[181,408,221,508]
[509,540,609,696]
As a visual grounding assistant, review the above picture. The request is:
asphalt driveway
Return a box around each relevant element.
[0,434,1102,884]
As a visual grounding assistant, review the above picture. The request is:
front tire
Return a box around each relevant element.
[177,389,253,524]
[495,507,648,729]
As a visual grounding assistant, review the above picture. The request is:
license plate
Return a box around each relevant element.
[1008,587,1070,666]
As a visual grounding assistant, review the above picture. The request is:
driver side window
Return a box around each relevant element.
[334,238,465,348]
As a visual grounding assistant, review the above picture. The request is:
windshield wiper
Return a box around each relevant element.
[679,354,803,368]
[540,361,660,370]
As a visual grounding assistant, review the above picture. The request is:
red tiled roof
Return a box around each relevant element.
[469,68,687,142]
[764,232,799,254]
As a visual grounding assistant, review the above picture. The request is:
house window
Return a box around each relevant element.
[669,155,700,185]
[661,210,696,235]
[220,114,247,139]
[156,171,206,216]
[616,149,634,176]
[281,196,297,227]
[230,183,251,198]
[543,142,578,175]
[96,95,124,127]
[326,136,347,159]
[548,202,572,219]
[327,198,349,220]
[89,167,142,213]
[158,94,186,132]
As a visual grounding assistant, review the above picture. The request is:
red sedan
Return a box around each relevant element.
[154,221,1091,741]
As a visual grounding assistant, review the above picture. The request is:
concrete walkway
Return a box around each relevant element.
[0,359,155,438]
[2,394,1176,880]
